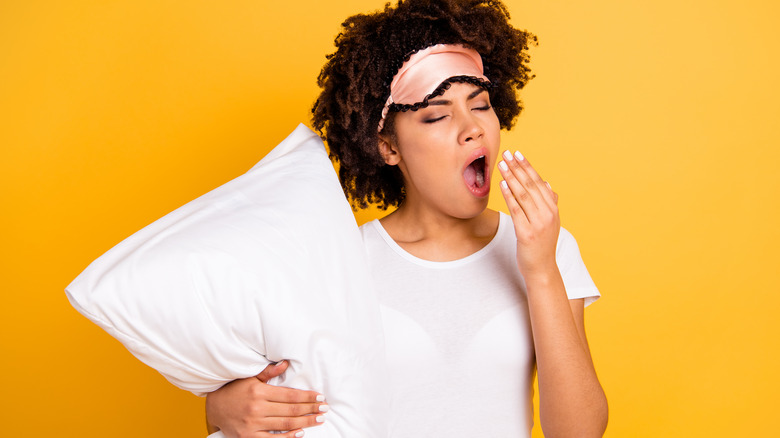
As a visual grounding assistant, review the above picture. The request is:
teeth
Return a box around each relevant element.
[464,154,487,189]
[475,155,486,188]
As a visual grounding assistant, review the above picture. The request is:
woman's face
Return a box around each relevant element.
[386,82,501,219]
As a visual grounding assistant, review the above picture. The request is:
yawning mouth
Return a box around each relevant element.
[463,155,487,189]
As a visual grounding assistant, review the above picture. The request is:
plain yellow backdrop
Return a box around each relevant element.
[2,0,778,436]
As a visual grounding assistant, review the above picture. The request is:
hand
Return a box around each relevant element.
[206,360,328,438]
[497,150,560,277]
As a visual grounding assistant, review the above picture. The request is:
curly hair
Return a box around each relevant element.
[311,0,537,210]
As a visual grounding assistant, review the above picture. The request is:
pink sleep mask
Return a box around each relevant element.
[378,44,489,132]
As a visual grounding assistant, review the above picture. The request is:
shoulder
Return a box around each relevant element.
[496,211,581,260]
[358,219,379,240]
[556,227,578,255]
[358,219,385,256]
[553,227,601,304]
[496,211,577,245]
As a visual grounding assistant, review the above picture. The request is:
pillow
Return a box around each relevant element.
[66,124,389,438]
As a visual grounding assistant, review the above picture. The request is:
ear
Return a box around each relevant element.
[378,135,401,166]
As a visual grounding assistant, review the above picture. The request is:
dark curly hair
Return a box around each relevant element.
[311,0,536,210]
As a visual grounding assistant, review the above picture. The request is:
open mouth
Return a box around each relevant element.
[463,155,487,190]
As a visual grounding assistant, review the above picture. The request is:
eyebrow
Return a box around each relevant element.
[426,88,487,106]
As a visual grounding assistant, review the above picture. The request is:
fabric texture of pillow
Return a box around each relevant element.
[66,124,389,437]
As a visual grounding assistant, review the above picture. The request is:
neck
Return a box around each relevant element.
[378,199,499,262]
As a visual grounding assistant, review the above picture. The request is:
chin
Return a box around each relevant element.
[452,196,491,220]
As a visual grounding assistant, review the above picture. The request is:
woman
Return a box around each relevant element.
[206,1,608,436]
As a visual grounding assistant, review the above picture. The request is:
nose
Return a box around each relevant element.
[457,110,484,145]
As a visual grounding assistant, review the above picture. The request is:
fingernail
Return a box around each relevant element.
[316,415,326,423]
[319,404,330,412]
[502,150,513,161]
[514,151,525,161]
[274,360,285,367]
[295,432,305,437]
[500,180,508,190]
[498,161,508,171]
[316,394,325,402]
[545,181,551,190]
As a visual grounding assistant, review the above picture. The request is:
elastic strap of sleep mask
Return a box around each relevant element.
[378,44,489,132]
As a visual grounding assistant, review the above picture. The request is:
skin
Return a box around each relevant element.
[205,360,326,438]
[498,150,609,437]
[376,83,501,258]
[206,82,608,437]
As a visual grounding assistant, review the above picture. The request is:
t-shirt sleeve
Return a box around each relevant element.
[556,227,600,306]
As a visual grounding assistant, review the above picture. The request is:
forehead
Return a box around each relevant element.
[426,82,489,104]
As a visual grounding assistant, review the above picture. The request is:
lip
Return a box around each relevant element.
[462,146,491,198]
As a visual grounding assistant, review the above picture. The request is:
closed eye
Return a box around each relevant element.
[473,105,491,111]
[424,115,447,123]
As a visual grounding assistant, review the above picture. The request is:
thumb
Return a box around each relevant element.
[255,360,288,383]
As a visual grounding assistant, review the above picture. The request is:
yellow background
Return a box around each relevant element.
[2,0,778,436]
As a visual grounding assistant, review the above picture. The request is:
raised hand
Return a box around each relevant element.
[497,150,560,278]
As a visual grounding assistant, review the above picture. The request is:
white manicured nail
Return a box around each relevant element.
[498,161,508,171]
[316,416,326,423]
[319,404,330,412]
[500,180,508,190]
[295,432,305,437]
[502,150,513,161]
[316,395,325,402]
[514,151,525,161]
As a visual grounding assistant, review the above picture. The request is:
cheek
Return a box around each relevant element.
[488,110,501,132]
[486,115,501,150]
[401,148,461,193]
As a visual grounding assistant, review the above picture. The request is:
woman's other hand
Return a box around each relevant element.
[206,360,328,438]
[497,150,561,278]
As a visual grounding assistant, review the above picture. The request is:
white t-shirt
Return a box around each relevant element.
[359,212,599,437]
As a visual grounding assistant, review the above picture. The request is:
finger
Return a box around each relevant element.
[513,152,557,209]
[257,429,307,438]
[498,157,537,218]
[544,181,559,205]
[499,179,530,226]
[504,151,549,213]
[259,414,326,433]
[262,400,329,418]
[256,360,289,383]
[265,385,325,404]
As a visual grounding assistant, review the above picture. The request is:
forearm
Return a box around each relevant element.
[525,269,608,438]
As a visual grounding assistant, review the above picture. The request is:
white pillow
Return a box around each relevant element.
[66,124,389,438]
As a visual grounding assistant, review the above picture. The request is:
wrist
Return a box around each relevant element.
[517,257,558,278]
[520,264,561,287]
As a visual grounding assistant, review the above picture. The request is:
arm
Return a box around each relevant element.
[205,360,328,438]
[498,150,608,437]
